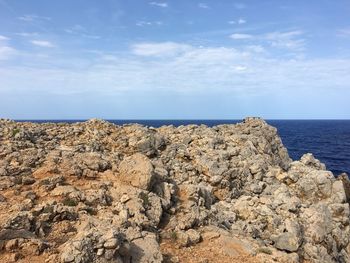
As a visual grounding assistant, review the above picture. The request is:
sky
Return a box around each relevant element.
[0,0,350,119]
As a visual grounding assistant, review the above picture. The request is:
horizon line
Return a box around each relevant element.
[9,118,350,121]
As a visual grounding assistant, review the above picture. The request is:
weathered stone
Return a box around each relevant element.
[5,239,19,251]
[177,231,190,247]
[129,236,163,263]
[0,118,349,263]
[103,238,119,249]
[22,176,35,185]
[300,153,326,170]
[120,194,130,203]
[61,251,75,262]
[186,229,201,245]
[118,153,154,190]
[274,232,300,252]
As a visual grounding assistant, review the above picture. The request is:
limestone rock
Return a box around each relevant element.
[0,118,349,263]
[129,235,163,263]
[274,232,300,252]
[118,153,154,190]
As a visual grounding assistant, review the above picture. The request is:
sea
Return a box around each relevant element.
[18,120,350,176]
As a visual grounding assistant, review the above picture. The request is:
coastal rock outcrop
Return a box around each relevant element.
[0,117,349,263]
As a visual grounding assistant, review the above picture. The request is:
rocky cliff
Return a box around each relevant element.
[0,117,349,263]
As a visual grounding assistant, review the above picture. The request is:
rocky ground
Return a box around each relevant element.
[0,117,349,263]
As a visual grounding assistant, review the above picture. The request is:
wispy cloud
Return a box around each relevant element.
[82,35,101,39]
[15,32,39,37]
[238,18,246,24]
[136,21,163,27]
[31,40,55,48]
[228,30,305,52]
[131,42,191,56]
[2,42,349,101]
[0,35,10,41]
[264,30,305,51]
[337,28,350,37]
[233,65,247,71]
[230,33,253,40]
[0,46,16,60]
[228,18,246,25]
[246,45,265,53]
[149,2,168,8]
[198,3,209,9]
[0,35,16,60]
[64,24,85,34]
[18,14,51,22]
[64,25,101,39]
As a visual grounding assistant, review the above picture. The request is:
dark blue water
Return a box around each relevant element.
[17,119,350,175]
[268,120,350,176]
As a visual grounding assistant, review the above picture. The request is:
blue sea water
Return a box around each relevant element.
[18,119,350,175]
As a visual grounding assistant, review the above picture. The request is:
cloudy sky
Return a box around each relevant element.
[0,0,350,119]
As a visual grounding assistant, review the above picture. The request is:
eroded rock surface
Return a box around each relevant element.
[0,117,349,263]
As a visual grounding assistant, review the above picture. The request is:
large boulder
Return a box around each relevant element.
[118,153,154,190]
[129,234,163,263]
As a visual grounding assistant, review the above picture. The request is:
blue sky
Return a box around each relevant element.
[0,0,350,119]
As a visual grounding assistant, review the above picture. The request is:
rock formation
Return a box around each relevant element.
[0,117,349,263]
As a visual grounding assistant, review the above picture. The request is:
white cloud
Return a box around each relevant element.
[238,18,246,24]
[230,33,253,40]
[173,47,247,66]
[265,30,303,39]
[65,24,85,34]
[149,2,168,8]
[1,42,350,104]
[65,25,101,39]
[198,3,209,9]
[0,46,16,60]
[228,30,305,52]
[246,45,265,53]
[229,18,246,25]
[136,21,163,27]
[233,65,247,71]
[31,40,55,48]
[18,14,51,22]
[264,30,305,51]
[15,32,39,37]
[131,42,192,56]
[0,36,16,60]
[0,35,10,41]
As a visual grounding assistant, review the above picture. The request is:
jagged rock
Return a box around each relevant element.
[153,182,175,209]
[104,238,120,249]
[300,153,326,170]
[59,218,129,263]
[176,231,190,247]
[0,118,349,263]
[186,229,201,245]
[273,232,300,252]
[51,185,81,198]
[4,212,34,231]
